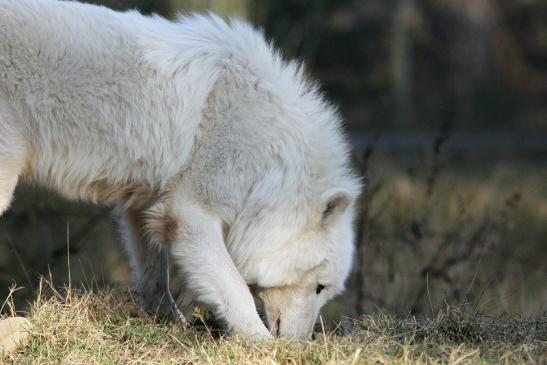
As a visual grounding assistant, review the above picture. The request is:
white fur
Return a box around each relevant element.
[0,0,361,339]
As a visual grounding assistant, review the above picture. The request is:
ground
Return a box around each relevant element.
[1,281,545,364]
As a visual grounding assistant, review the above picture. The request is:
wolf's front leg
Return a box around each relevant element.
[117,206,187,324]
[167,201,272,340]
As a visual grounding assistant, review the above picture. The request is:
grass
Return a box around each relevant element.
[2,280,545,364]
[343,150,547,318]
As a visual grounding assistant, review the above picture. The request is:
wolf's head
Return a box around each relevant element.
[159,14,362,339]
[226,174,359,338]
[248,187,358,338]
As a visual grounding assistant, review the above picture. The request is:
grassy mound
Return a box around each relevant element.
[1,282,545,364]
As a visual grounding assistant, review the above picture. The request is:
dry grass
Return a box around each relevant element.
[2,280,545,364]
[343,150,547,318]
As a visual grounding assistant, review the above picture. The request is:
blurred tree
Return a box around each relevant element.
[250,0,397,127]
[250,0,547,130]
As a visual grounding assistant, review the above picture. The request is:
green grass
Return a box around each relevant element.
[2,281,545,364]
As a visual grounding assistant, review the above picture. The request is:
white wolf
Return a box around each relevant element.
[0,0,361,339]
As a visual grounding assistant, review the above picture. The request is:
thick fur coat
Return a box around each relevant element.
[0,0,361,339]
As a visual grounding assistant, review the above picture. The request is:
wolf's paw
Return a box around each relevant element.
[232,325,274,344]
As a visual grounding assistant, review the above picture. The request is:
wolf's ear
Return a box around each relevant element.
[320,189,351,224]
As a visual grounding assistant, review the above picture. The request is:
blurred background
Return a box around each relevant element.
[1,0,546,322]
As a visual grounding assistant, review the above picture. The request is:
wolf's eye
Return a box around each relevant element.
[315,284,325,295]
